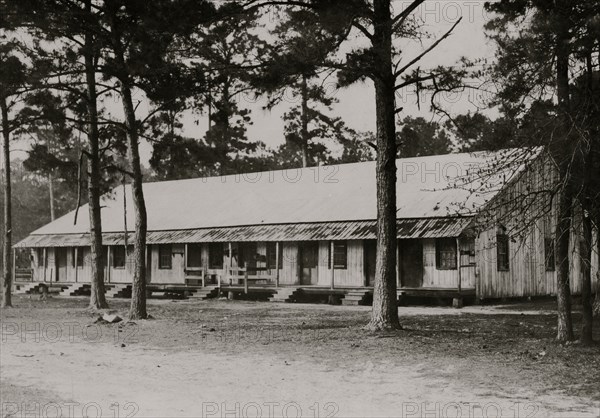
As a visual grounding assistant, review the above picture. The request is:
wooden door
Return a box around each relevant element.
[300,242,318,285]
[56,248,68,282]
[364,240,377,286]
[399,239,423,288]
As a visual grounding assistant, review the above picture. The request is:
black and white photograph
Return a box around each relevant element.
[1,0,599,417]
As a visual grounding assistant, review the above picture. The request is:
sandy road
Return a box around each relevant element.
[1,330,598,418]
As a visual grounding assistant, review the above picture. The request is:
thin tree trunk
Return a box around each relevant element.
[300,73,309,168]
[107,10,148,319]
[48,172,55,221]
[595,228,600,317]
[85,0,108,310]
[1,98,12,308]
[368,0,400,331]
[581,211,593,344]
[554,0,574,342]
[555,189,574,342]
[121,82,148,320]
[580,51,594,344]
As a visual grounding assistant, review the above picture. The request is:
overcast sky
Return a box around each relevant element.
[168,0,498,162]
[9,1,498,165]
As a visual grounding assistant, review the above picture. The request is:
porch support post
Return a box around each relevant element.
[363,240,368,287]
[12,248,16,288]
[456,237,462,294]
[275,241,280,288]
[330,240,335,290]
[43,248,47,282]
[454,237,463,309]
[228,242,233,285]
[54,248,58,282]
[107,246,111,283]
[244,261,249,294]
[74,247,78,283]
[184,244,188,273]
[396,239,400,287]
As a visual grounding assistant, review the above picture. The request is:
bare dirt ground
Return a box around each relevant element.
[1,295,599,418]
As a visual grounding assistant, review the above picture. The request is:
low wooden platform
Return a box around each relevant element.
[397,287,476,298]
[14,282,476,307]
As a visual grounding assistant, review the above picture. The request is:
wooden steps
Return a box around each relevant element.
[58,283,89,296]
[15,282,47,294]
[342,289,372,306]
[268,287,300,303]
[187,286,219,300]
[106,285,131,298]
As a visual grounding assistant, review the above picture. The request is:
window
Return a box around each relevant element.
[37,248,45,267]
[266,242,282,270]
[186,244,202,269]
[544,238,555,271]
[208,243,224,269]
[112,246,126,269]
[436,238,457,270]
[329,241,347,269]
[496,234,510,271]
[72,247,84,268]
[159,244,172,269]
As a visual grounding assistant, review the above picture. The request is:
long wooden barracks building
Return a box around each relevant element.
[14,148,599,304]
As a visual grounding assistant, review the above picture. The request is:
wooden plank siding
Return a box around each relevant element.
[143,243,185,284]
[422,239,457,288]
[315,240,365,287]
[473,151,553,299]
[473,153,598,298]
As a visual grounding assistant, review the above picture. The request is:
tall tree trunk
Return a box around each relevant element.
[85,0,108,310]
[580,51,594,344]
[595,227,600,317]
[554,0,574,342]
[555,190,574,341]
[121,82,148,320]
[368,0,400,331]
[107,10,148,319]
[300,73,309,168]
[48,172,55,221]
[1,98,12,308]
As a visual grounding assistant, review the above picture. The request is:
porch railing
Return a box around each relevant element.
[184,263,277,292]
[15,268,33,282]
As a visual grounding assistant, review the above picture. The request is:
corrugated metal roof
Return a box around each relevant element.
[15,147,541,248]
[15,217,474,248]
